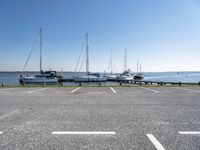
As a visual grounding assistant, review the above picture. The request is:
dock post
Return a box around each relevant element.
[139,81,142,86]
[199,82,200,86]
[60,82,63,86]
[43,82,46,86]
[120,82,122,86]
[79,82,82,86]
[179,82,182,86]
[1,82,5,87]
[98,83,101,87]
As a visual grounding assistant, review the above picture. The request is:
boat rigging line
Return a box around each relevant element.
[74,36,86,72]
[22,31,40,72]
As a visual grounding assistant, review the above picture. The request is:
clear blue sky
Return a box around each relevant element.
[0,0,200,72]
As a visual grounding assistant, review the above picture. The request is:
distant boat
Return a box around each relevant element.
[117,69,133,81]
[117,49,134,81]
[19,29,59,85]
[105,49,117,81]
[134,61,144,80]
[134,73,144,80]
[73,33,107,82]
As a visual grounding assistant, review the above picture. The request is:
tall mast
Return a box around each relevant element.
[108,49,113,74]
[40,28,42,72]
[86,33,89,75]
[110,50,112,74]
[137,60,139,73]
[124,48,127,71]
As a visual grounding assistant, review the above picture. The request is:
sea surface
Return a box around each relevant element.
[0,71,200,85]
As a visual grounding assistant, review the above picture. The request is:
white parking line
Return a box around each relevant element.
[51,131,116,135]
[0,88,16,92]
[0,110,20,120]
[141,87,160,93]
[27,88,49,94]
[0,92,10,94]
[0,131,3,134]
[70,87,81,93]
[147,134,166,150]
[110,87,116,93]
[173,87,200,93]
[87,92,106,94]
[179,131,200,135]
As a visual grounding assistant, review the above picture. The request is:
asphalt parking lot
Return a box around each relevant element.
[0,86,200,150]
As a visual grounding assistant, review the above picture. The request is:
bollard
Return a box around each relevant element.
[60,82,63,86]
[79,82,82,86]
[120,82,122,86]
[160,82,163,86]
[139,82,142,86]
[98,83,101,87]
[151,82,153,85]
[179,82,182,86]
[43,82,46,86]
[1,82,5,87]
[199,82,200,86]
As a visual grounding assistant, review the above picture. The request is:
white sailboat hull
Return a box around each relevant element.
[19,76,58,85]
[74,75,107,82]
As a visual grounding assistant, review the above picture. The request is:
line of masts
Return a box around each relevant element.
[86,33,89,75]
[25,30,142,74]
[40,29,42,72]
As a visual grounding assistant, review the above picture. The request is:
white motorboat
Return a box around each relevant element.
[117,70,133,81]
[116,49,134,81]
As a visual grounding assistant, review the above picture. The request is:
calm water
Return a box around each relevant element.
[0,71,200,85]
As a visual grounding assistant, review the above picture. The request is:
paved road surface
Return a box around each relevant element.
[0,86,200,150]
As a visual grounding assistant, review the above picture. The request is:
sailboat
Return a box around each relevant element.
[106,50,117,81]
[117,49,134,81]
[19,29,59,85]
[134,61,144,80]
[73,33,107,82]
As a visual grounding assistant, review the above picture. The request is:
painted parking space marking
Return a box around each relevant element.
[179,131,200,135]
[140,87,160,93]
[70,87,81,93]
[0,88,17,92]
[27,88,49,94]
[0,110,20,120]
[87,92,106,94]
[110,87,116,93]
[0,92,10,94]
[51,131,116,135]
[147,134,166,150]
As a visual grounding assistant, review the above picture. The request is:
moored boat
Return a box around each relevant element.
[19,29,59,85]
